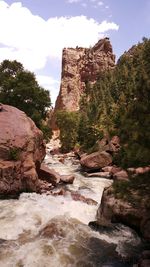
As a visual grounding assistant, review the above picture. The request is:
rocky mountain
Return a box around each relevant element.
[51,37,115,128]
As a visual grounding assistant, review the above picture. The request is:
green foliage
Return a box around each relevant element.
[0,60,51,138]
[113,39,150,167]
[78,113,103,151]
[78,71,117,151]
[113,145,150,168]
[56,111,79,152]
[113,172,150,208]
[9,147,20,161]
[78,38,150,167]
[40,123,52,142]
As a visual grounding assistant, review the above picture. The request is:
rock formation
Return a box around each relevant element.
[0,104,46,196]
[97,184,150,241]
[52,37,115,128]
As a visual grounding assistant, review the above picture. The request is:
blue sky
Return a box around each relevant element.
[0,0,150,105]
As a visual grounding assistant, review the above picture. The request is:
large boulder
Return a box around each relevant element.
[80,151,112,171]
[97,186,150,241]
[0,104,46,196]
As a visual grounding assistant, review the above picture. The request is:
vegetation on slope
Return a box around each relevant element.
[56,111,79,152]
[113,172,150,208]
[0,59,52,140]
[76,38,150,168]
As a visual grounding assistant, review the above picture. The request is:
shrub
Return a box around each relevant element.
[9,147,20,161]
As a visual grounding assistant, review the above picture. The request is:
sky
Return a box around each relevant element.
[0,0,150,106]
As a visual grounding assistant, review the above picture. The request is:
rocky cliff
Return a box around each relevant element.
[52,38,115,128]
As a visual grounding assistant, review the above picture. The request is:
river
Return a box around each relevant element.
[0,144,142,267]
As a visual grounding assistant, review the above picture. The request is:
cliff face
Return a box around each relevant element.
[52,38,115,128]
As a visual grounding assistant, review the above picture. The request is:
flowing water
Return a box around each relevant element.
[0,146,142,267]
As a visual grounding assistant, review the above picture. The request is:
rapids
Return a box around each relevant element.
[0,144,142,267]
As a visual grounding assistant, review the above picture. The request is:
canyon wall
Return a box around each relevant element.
[52,38,115,128]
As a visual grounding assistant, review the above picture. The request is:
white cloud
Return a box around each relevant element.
[90,0,104,8]
[0,1,119,104]
[97,1,103,6]
[0,1,119,67]
[36,75,59,106]
[67,0,81,3]
[81,3,87,8]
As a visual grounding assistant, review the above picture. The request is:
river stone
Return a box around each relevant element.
[113,170,129,181]
[60,175,75,184]
[38,163,61,185]
[80,151,112,171]
[87,172,111,179]
[40,222,65,238]
[71,192,98,205]
[0,104,45,196]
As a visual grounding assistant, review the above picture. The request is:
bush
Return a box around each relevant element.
[0,60,51,135]
[113,172,150,207]
[56,111,79,152]
[9,147,20,161]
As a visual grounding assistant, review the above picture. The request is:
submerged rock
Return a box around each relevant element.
[71,192,98,205]
[0,104,45,196]
[40,222,66,239]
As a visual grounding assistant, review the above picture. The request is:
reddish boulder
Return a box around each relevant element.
[102,166,114,173]
[80,151,112,171]
[0,104,46,196]
[71,192,97,205]
[38,163,75,185]
[135,167,150,175]
[127,166,150,176]
[102,166,122,176]
[97,136,120,154]
[87,172,111,179]
[38,163,61,185]
[113,170,129,181]
[60,175,75,184]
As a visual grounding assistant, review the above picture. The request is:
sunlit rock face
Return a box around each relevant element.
[0,104,46,196]
[51,37,115,129]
